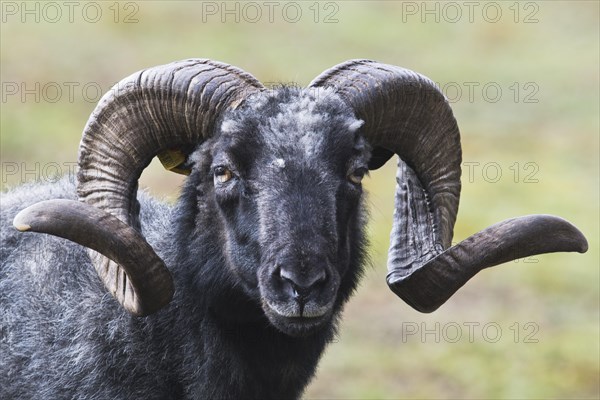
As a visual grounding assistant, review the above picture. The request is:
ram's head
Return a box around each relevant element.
[14,60,587,336]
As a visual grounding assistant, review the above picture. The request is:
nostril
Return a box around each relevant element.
[291,286,300,299]
[279,267,301,299]
[278,266,328,300]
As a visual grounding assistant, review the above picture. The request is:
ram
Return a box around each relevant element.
[0,59,588,399]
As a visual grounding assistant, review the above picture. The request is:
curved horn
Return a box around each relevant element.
[14,199,173,316]
[16,59,264,315]
[310,59,588,312]
[78,59,264,314]
[79,58,264,229]
[310,59,461,249]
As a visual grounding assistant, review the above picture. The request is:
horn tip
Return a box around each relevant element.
[542,214,589,254]
[13,208,34,232]
[14,222,31,232]
[386,271,445,313]
[575,234,588,254]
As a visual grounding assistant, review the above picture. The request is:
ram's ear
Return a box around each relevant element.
[158,149,192,176]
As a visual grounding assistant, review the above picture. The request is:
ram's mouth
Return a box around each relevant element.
[263,300,333,337]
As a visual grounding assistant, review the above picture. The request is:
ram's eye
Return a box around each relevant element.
[348,168,367,185]
[214,166,233,184]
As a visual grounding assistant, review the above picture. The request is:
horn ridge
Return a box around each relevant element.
[72,59,264,314]
[311,60,587,312]
[310,59,461,250]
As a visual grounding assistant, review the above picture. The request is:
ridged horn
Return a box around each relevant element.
[310,59,588,312]
[16,59,264,316]
[77,59,264,315]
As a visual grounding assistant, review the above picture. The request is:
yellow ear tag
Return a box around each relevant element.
[157,149,191,176]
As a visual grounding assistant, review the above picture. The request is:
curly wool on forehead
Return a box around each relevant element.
[245,86,347,116]
[220,86,364,155]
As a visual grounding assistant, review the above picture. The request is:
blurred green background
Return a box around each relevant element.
[1,1,598,398]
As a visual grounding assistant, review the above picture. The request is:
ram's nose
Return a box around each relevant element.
[277,266,327,302]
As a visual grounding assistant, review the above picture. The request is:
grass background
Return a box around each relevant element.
[1,1,598,398]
